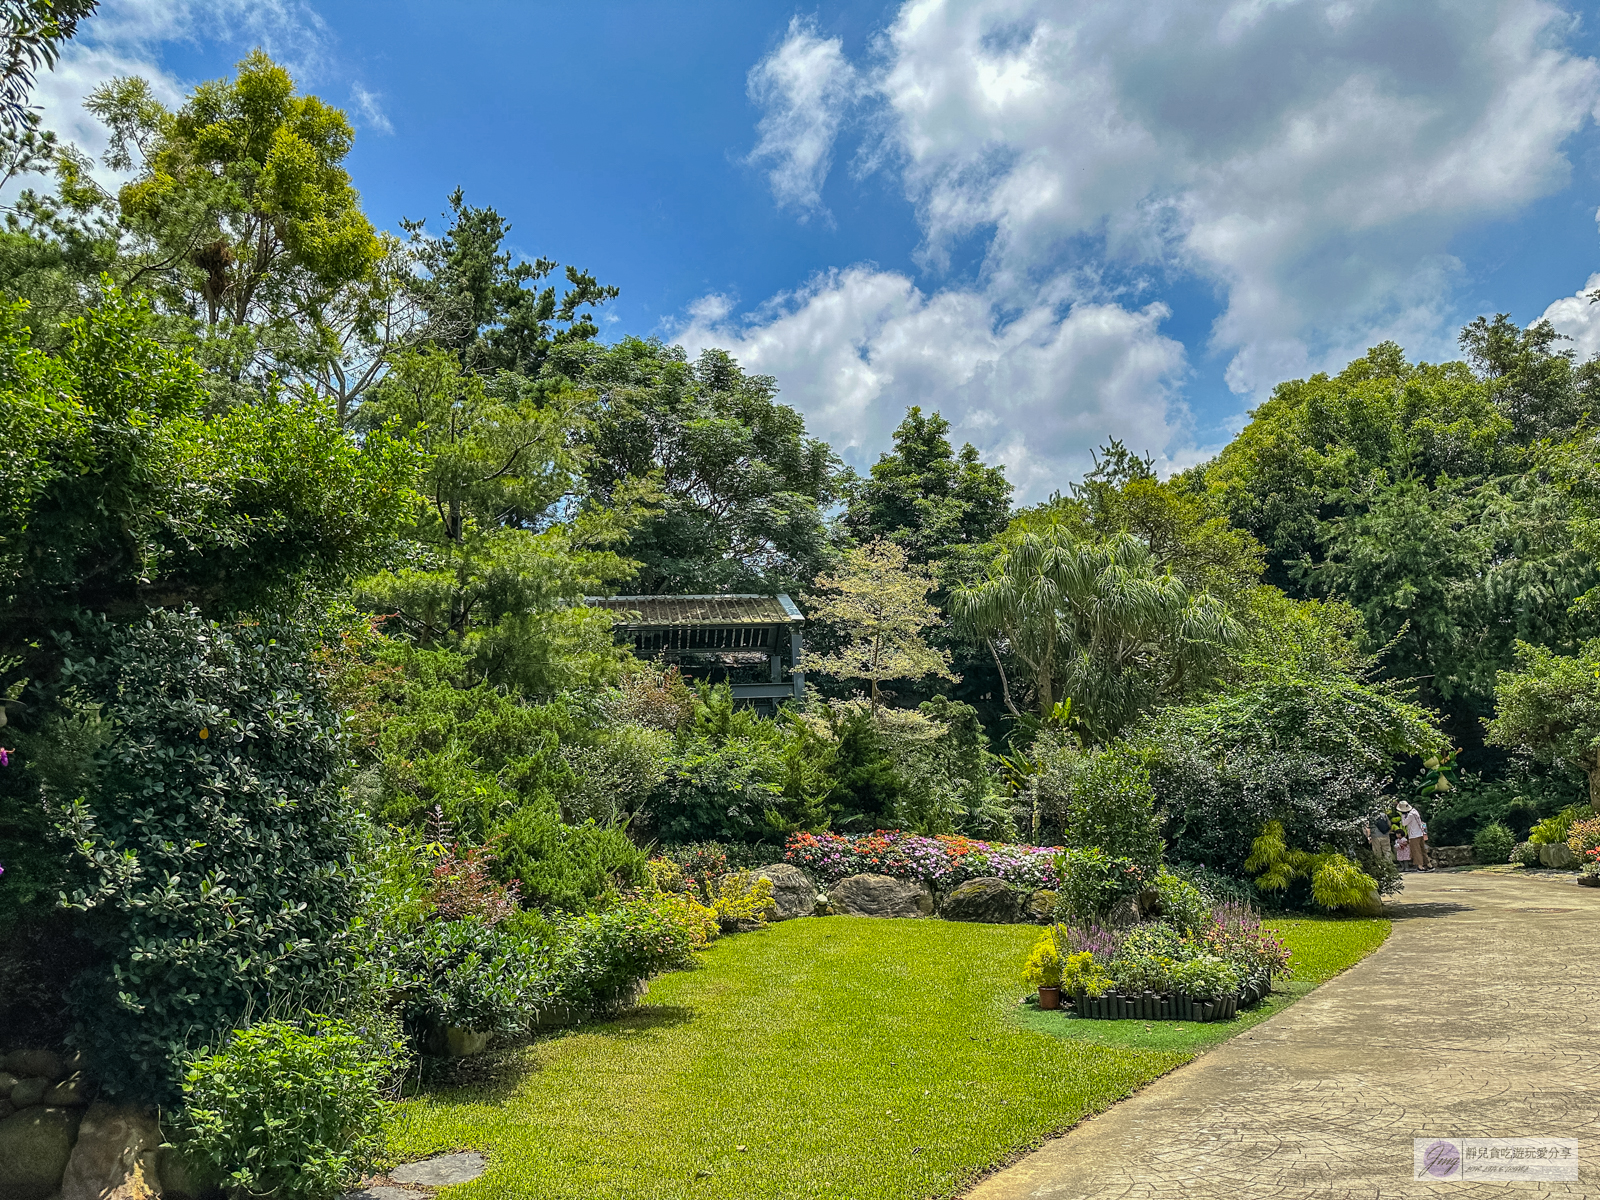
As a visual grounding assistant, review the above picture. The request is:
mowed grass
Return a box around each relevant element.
[388,914,1390,1199]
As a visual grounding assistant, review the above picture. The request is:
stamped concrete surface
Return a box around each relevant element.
[967,871,1600,1199]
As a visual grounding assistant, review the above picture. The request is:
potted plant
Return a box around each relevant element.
[1023,929,1063,1009]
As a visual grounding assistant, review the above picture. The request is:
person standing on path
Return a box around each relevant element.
[1398,800,1429,870]
[1365,807,1393,861]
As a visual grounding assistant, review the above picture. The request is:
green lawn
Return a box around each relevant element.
[388,914,1389,1199]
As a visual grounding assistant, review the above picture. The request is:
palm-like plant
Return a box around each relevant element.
[955,531,1242,740]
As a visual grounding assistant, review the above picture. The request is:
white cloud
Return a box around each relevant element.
[1538,271,1600,362]
[707,0,1600,499]
[673,266,1188,498]
[24,0,336,187]
[746,17,861,220]
[873,0,1600,396]
[349,83,393,135]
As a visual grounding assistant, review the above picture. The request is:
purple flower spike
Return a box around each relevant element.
[0,747,10,766]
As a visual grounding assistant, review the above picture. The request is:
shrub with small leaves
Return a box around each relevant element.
[177,1016,400,1200]
[1472,822,1516,865]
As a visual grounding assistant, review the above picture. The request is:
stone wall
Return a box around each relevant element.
[0,1049,214,1200]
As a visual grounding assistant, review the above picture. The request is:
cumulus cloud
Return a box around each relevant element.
[746,17,861,220]
[673,266,1189,498]
[1538,270,1600,363]
[874,0,1600,395]
[706,0,1600,498]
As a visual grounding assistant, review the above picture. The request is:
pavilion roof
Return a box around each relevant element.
[585,593,804,630]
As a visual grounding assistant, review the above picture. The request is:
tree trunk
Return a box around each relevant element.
[1590,763,1600,814]
[1037,671,1053,719]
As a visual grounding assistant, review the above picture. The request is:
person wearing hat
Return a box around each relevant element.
[1398,800,1429,870]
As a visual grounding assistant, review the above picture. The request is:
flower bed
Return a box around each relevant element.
[784,830,1061,891]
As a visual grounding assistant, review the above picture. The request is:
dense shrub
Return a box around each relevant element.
[1245,820,1380,913]
[494,808,648,912]
[544,899,696,1013]
[40,610,373,1105]
[394,918,547,1036]
[1426,767,1587,844]
[1051,849,1150,921]
[1528,805,1589,846]
[1028,743,1163,872]
[1473,822,1517,865]
[177,1017,400,1200]
[1153,866,1212,934]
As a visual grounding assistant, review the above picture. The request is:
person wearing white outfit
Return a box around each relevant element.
[1397,800,1429,870]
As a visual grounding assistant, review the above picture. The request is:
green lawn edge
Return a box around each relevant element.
[385,914,1391,1200]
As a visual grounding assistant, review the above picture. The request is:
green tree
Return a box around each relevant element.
[1488,638,1600,810]
[88,53,381,332]
[578,336,843,593]
[955,529,1242,737]
[805,540,955,712]
[404,187,617,380]
[353,346,633,695]
[1,0,98,138]
[843,406,1012,563]
[0,285,413,635]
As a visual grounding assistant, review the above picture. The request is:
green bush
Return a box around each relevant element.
[494,808,649,912]
[43,609,374,1105]
[1050,848,1149,922]
[1473,822,1516,865]
[1514,840,1540,867]
[1030,742,1163,871]
[544,898,695,1013]
[1528,805,1589,846]
[1153,866,1212,934]
[394,918,547,1036]
[177,1017,400,1200]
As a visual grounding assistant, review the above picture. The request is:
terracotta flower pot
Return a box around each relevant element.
[1038,985,1062,1010]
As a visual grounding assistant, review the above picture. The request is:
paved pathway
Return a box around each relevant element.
[967,871,1600,1199]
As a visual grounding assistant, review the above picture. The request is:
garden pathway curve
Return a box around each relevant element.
[966,870,1600,1199]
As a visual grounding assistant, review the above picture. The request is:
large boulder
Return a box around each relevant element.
[58,1101,162,1200]
[754,864,815,921]
[1025,890,1057,924]
[1540,843,1577,869]
[940,878,1022,923]
[830,873,933,918]
[0,1105,84,1200]
[4,1050,62,1080]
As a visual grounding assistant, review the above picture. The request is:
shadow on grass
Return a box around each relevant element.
[402,1005,699,1104]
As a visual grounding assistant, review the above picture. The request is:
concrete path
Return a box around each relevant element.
[967,871,1600,1199]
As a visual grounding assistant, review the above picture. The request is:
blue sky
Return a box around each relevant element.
[33,0,1600,499]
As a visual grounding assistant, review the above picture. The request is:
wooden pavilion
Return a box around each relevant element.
[586,593,806,705]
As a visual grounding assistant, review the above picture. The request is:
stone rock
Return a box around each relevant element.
[0,1072,16,1092]
[5,1049,62,1080]
[58,1101,162,1200]
[1540,842,1578,869]
[0,1101,13,1120]
[391,1150,489,1186]
[1105,893,1141,927]
[1025,890,1057,924]
[154,1146,224,1200]
[830,873,934,918]
[0,1105,84,1200]
[753,864,815,921]
[11,1077,47,1108]
[422,1024,488,1057]
[940,878,1023,923]
[45,1073,92,1106]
